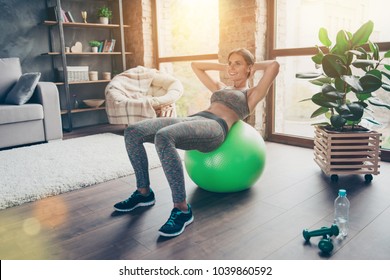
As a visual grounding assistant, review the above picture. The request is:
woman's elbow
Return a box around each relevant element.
[191,61,199,70]
[271,60,280,73]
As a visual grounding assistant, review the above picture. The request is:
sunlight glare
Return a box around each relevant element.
[33,195,68,228]
[23,217,41,236]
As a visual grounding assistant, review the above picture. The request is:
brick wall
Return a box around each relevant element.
[219,0,268,131]
[123,0,154,68]
[219,0,258,64]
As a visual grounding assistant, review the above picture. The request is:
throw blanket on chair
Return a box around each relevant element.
[105,66,158,124]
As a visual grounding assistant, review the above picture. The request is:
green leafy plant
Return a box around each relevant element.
[88,40,101,47]
[296,20,390,131]
[97,6,112,19]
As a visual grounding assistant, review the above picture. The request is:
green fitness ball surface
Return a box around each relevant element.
[184,120,266,193]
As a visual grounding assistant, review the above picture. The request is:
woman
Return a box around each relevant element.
[114,48,279,237]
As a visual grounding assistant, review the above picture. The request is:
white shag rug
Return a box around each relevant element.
[0,133,164,210]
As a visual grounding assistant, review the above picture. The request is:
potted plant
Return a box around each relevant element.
[296,20,390,182]
[89,40,101,53]
[97,6,112,24]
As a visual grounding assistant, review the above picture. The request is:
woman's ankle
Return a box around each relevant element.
[174,201,189,212]
[137,187,151,196]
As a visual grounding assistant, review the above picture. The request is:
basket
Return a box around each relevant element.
[57,66,89,82]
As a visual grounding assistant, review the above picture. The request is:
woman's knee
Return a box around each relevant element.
[124,123,146,142]
[124,124,136,138]
[155,129,176,151]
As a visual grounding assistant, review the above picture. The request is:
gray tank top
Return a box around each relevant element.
[210,88,250,120]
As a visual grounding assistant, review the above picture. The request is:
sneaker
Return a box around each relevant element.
[158,204,194,237]
[113,189,155,212]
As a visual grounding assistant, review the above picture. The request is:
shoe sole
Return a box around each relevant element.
[158,216,194,237]
[113,200,155,212]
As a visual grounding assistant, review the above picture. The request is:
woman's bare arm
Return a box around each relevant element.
[191,62,227,92]
[247,60,280,112]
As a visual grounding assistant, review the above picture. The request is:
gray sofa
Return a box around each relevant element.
[0,57,63,149]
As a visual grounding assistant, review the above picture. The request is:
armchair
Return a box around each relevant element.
[105,66,183,125]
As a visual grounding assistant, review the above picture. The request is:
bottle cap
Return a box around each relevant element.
[338,189,346,197]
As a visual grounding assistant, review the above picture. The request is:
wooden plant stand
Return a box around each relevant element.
[313,126,381,182]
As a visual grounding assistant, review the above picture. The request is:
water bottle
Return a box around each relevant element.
[334,189,350,237]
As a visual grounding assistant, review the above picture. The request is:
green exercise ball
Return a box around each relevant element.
[184,120,266,193]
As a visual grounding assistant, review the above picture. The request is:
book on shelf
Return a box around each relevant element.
[98,40,105,52]
[61,9,69,22]
[65,11,75,22]
[46,6,69,23]
[109,39,116,52]
[47,6,58,21]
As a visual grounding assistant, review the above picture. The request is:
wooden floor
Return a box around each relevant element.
[1,125,390,260]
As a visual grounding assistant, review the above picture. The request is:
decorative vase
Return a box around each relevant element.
[91,46,98,53]
[88,71,98,81]
[99,17,109,24]
[81,11,87,23]
[102,72,111,80]
[313,125,381,182]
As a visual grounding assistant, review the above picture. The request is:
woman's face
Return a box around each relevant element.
[227,53,250,83]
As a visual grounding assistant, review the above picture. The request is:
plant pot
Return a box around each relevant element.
[99,17,109,24]
[91,46,98,53]
[313,125,381,182]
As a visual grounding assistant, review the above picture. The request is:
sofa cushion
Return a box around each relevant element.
[5,72,41,105]
[0,58,22,103]
[0,104,44,125]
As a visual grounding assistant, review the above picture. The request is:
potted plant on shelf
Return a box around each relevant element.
[97,6,112,24]
[296,20,390,182]
[89,40,101,53]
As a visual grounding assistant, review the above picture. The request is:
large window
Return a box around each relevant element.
[156,0,219,57]
[275,0,390,49]
[268,0,390,159]
[155,0,219,117]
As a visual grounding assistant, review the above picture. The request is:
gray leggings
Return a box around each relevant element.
[124,112,227,203]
